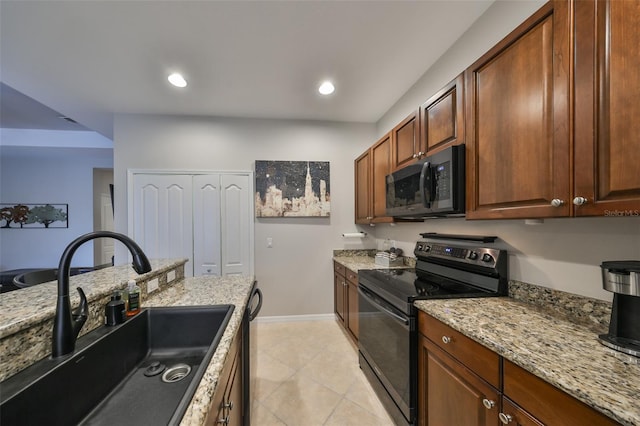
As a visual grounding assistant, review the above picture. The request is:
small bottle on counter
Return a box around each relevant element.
[105,291,126,325]
[124,279,141,317]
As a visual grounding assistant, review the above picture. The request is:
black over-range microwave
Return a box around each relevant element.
[386,144,465,218]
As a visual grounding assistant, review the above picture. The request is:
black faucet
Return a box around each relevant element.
[52,231,152,358]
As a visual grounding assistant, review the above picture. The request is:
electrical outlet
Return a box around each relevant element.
[267,237,273,248]
[167,270,176,283]
[147,278,159,293]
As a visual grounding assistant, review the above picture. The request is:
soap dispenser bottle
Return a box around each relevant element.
[105,291,126,325]
[125,279,141,317]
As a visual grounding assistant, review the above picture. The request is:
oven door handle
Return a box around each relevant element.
[359,286,409,326]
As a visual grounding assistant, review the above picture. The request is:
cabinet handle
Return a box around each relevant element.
[482,399,496,409]
[550,198,564,207]
[573,196,588,206]
[217,415,230,425]
[441,336,451,344]
[223,400,234,410]
[499,413,513,424]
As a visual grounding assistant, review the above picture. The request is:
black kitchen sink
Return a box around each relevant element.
[0,305,234,426]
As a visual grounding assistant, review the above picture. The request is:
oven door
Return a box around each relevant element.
[358,284,413,424]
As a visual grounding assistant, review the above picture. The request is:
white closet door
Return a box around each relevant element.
[221,174,252,276]
[193,174,222,276]
[132,174,194,276]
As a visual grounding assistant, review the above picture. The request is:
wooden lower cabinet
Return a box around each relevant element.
[333,261,358,343]
[205,326,243,426]
[418,334,499,426]
[418,311,621,426]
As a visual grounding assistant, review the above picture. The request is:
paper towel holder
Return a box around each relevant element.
[342,232,367,238]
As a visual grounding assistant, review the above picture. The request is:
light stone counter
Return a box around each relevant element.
[0,259,187,381]
[333,255,410,272]
[414,298,639,426]
[144,275,255,426]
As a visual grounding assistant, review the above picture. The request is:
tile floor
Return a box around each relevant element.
[250,319,395,426]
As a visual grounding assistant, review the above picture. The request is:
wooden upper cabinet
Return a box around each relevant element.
[465,0,571,219]
[354,150,371,223]
[574,0,640,216]
[391,111,420,170]
[420,73,465,156]
[355,133,394,224]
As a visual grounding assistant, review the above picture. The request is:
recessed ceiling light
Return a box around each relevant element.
[168,73,187,88]
[318,81,335,95]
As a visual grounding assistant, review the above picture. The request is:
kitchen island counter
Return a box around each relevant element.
[145,275,255,426]
[415,297,639,426]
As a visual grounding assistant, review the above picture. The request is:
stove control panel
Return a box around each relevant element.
[414,242,503,268]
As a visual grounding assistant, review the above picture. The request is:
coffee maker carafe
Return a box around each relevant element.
[599,261,640,357]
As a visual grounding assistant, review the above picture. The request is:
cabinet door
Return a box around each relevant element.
[193,174,222,277]
[420,73,464,155]
[131,174,194,276]
[465,1,571,219]
[392,111,420,170]
[220,174,252,276]
[574,0,640,216]
[347,280,359,341]
[334,271,346,323]
[418,334,500,426]
[355,150,371,223]
[371,133,393,222]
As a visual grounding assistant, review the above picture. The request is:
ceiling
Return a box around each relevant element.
[0,1,494,140]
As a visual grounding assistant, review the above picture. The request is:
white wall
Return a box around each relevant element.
[371,0,639,301]
[0,141,113,269]
[113,114,376,316]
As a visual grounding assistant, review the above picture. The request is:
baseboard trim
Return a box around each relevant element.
[254,313,335,323]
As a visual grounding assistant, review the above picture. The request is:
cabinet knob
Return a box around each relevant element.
[550,199,564,207]
[441,336,451,344]
[418,151,425,157]
[499,413,513,424]
[482,399,496,409]
[412,153,419,159]
[366,216,373,220]
[573,196,588,206]
[223,400,234,410]
[343,281,347,287]
[218,415,230,425]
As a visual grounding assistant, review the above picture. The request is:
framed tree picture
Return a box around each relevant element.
[255,161,330,217]
[0,203,69,228]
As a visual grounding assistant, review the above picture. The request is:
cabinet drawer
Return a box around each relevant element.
[334,261,346,276]
[418,311,499,388]
[346,269,358,285]
[503,360,619,426]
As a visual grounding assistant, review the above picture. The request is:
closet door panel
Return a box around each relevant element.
[193,175,222,276]
[221,174,252,276]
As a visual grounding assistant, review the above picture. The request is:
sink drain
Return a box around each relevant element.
[161,364,192,383]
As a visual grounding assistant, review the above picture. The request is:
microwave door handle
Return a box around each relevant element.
[420,161,432,208]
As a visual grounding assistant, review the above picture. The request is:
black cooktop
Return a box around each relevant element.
[358,268,496,315]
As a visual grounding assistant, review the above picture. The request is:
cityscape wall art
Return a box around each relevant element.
[255,161,330,217]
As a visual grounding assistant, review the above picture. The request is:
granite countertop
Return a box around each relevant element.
[333,255,409,272]
[145,275,255,426]
[414,298,640,426]
[0,259,185,340]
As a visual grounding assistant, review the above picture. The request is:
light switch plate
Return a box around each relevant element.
[147,278,159,293]
[167,270,176,283]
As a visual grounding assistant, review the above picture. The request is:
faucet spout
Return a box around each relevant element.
[52,231,152,358]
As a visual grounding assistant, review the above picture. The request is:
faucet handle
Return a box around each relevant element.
[72,287,89,330]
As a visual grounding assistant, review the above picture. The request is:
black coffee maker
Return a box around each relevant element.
[599,261,640,357]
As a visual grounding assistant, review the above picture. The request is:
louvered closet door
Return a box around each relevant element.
[193,174,222,276]
[132,174,194,276]
[221,174,252,276]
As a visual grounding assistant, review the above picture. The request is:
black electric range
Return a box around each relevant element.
[357,241,508,426]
